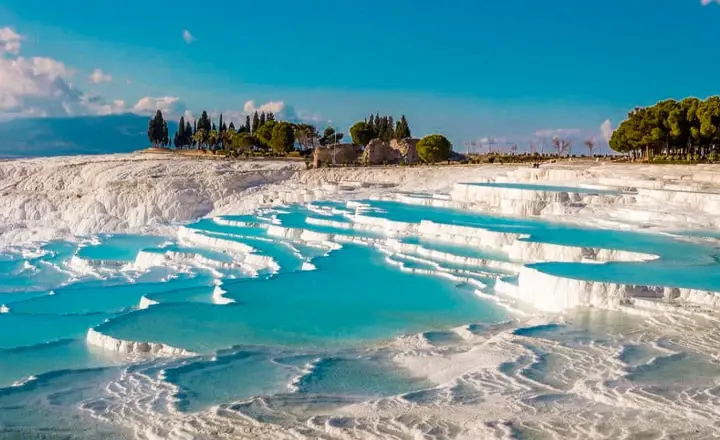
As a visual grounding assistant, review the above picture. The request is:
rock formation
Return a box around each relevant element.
[390,138,420,164]
[361,139,401,165]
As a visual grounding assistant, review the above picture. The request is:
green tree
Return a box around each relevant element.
[350,121,375,146]
[271,122,296,154]
[185,122,193,148]
[147,110,166,147]
[228,121,236,132]
[417,134,452,163]
[162,120,169,147]
[395,115,411,139]
[259,112,266,128]
[252,111,260,134]
[193,129,206,149]
[245,115,252,133]
[319,126,344,146]
[256,120,277,147]
[232,132,256,151]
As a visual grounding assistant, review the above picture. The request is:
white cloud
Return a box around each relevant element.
[243,100,285,115]
[242,99,322,123]
[0,27,129,118]
[600,119,614,142]
[89,68,112,84]
[131,96,187,116]
[534,128,581,138]
[182,29,195,44]
[701,0,718,5]
[0,27,22,55]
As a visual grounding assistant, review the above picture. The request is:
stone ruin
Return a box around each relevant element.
[312,143,362,168]
[360,138,420,165]
[312,138,421,167]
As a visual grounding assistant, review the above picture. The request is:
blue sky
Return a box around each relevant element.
[0,0,719,151]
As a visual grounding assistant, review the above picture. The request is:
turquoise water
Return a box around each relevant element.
[1,198,720,438]
[465,181,622,195]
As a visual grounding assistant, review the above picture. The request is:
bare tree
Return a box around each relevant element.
[584,137,596,157]
[538,137,547,154]
[529,141,537,154]
[464,140,478,156]
[552,136,572,156]
[485,137,496,154]
[510,143,518,155]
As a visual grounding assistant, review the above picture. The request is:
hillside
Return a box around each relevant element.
[0,114,176,158]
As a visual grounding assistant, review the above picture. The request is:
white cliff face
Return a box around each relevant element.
[0,154,303,247]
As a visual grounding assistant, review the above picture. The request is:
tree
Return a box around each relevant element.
[185,122,193,148]
[395,115,411,139]
[271,122,296,154]
[193,129,206,149]
[267,112,275,122]
[609,96,720,161]
[232,132,256,152]
[417,134,452,163]
[245,115,252,133]
[319,126,343,146]
[259,112,266,128]
[207,130,218,150]
[256,120,277,147]
[162,120,169,147]
[350,121,375,146]
[228,121,236,132]
[176,116,186,147]
[147,110,166,147]
[198,111,211,132]
[294,124,319,151]
[552,136,572,156]
[584,137,596,157]
[510,143,518,155]
[252,111,260,134]
[485,137,496,154]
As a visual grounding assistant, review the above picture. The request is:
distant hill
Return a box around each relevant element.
[0,114,177,158]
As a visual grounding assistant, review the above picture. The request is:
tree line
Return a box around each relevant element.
[148,109,346,155]
[609,96,720,161]
[349,113,411,146]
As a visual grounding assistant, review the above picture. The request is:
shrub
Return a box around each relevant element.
[417,134,452,163]
[287,151,301,158]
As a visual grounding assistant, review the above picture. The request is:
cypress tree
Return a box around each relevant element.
[147,118,156,146]
[151,110,165,146]
[162,120,169,147]
[177,116,186,148]
[212,122,217,132]
[228,122,236,132]
[259,112,266,127]
[388,116,394,140]
[185,122,193,147]
[396,115,411,139]
[252,112,260,134]
[219,114,224,132]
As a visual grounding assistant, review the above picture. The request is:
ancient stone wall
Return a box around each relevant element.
[313,144,361,168]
